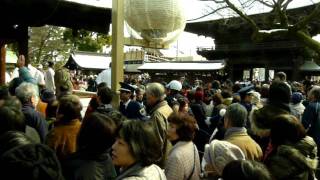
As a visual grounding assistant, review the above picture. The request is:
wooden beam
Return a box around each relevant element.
[0,41,5,85]
[111,0,124,109]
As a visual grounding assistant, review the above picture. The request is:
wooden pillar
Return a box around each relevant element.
[111,0,124,108]
[0,41,6,85]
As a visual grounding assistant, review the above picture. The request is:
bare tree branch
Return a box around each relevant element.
[281,0,294,10]
[254,0,274,8]
[293,3,320,31]
[224,0,260,32]
[187,5,229,21]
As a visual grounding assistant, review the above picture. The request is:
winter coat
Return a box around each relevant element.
[265,136,318,180]
[224,128,263,161]
[302,101,320,151]
[46,119,81,160]
[62,150,117,180]
[149,100,173,168]
[22,103,48,142]
[165,141,200,180]
[250,104,290,151]
[116,163,166,180]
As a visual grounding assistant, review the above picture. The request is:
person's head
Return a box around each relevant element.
[46,100,59,119]
[0,97,26,135]
[0,132,63,180]
[146,82,166,106]
[167,112,197,142]
[274,71,287,82]
[260,84,270,99]
[97,86,114,105]
[119,82,135,102]
[77,112,117,153]
[270,114,306,146]
[204,140,245,175]
[135,88,145,102]
[177,97,189,113]
[212,80,221,90]
[47,61,54,68]
[166,80,182,94]
[54,68,73,98]
[222,160,272,180]
[224,103,248,129]
[212,92,223,105]
[57,94,82,122]
[194,88,204,102]
[40,89,56,104]
[112,120,162,168]
[269,80,291,105]
[237,85,254,103]
[308,85,320,102]
[291,92,303,104]
[15,82,39,107]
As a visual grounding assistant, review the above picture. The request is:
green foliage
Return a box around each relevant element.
[28,26,72,66]
[63,29,111,52]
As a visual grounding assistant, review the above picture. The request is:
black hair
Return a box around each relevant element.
[97,86,114,104]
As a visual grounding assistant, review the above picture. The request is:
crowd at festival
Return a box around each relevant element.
[1,54,320,180]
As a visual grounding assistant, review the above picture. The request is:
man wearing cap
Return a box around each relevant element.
[237,85,255,114]
[119,82,146,120]
[165,80,184,112]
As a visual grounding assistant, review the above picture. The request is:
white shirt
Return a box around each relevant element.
[45,67,55,92]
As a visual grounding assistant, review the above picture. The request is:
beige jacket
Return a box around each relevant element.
[149,100,173,168]
[224,128,263,161]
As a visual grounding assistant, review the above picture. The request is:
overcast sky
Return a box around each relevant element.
[66,0,320,59]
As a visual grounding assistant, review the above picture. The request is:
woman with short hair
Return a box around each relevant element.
[112,120,166,180]
[165,112,201,180]
[62,112,118,180]
[46,94,82,160]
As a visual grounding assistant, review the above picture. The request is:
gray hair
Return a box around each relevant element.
[146,83,165,101]
[225,103,248,127]
[15,82,39,104]
[309,85,320,101]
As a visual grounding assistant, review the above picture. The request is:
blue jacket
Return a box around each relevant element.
[22,103,48,142]
[302,101,320,147]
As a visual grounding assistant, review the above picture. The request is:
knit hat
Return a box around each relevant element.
[204,140,245,175]
[0,143,64,180]
[291,92,303,104]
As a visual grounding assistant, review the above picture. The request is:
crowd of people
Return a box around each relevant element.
[1,54,320,180]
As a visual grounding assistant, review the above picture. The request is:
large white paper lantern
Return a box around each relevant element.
[124,0,186,46]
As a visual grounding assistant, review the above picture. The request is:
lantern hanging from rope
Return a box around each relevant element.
[124,0,186,47]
